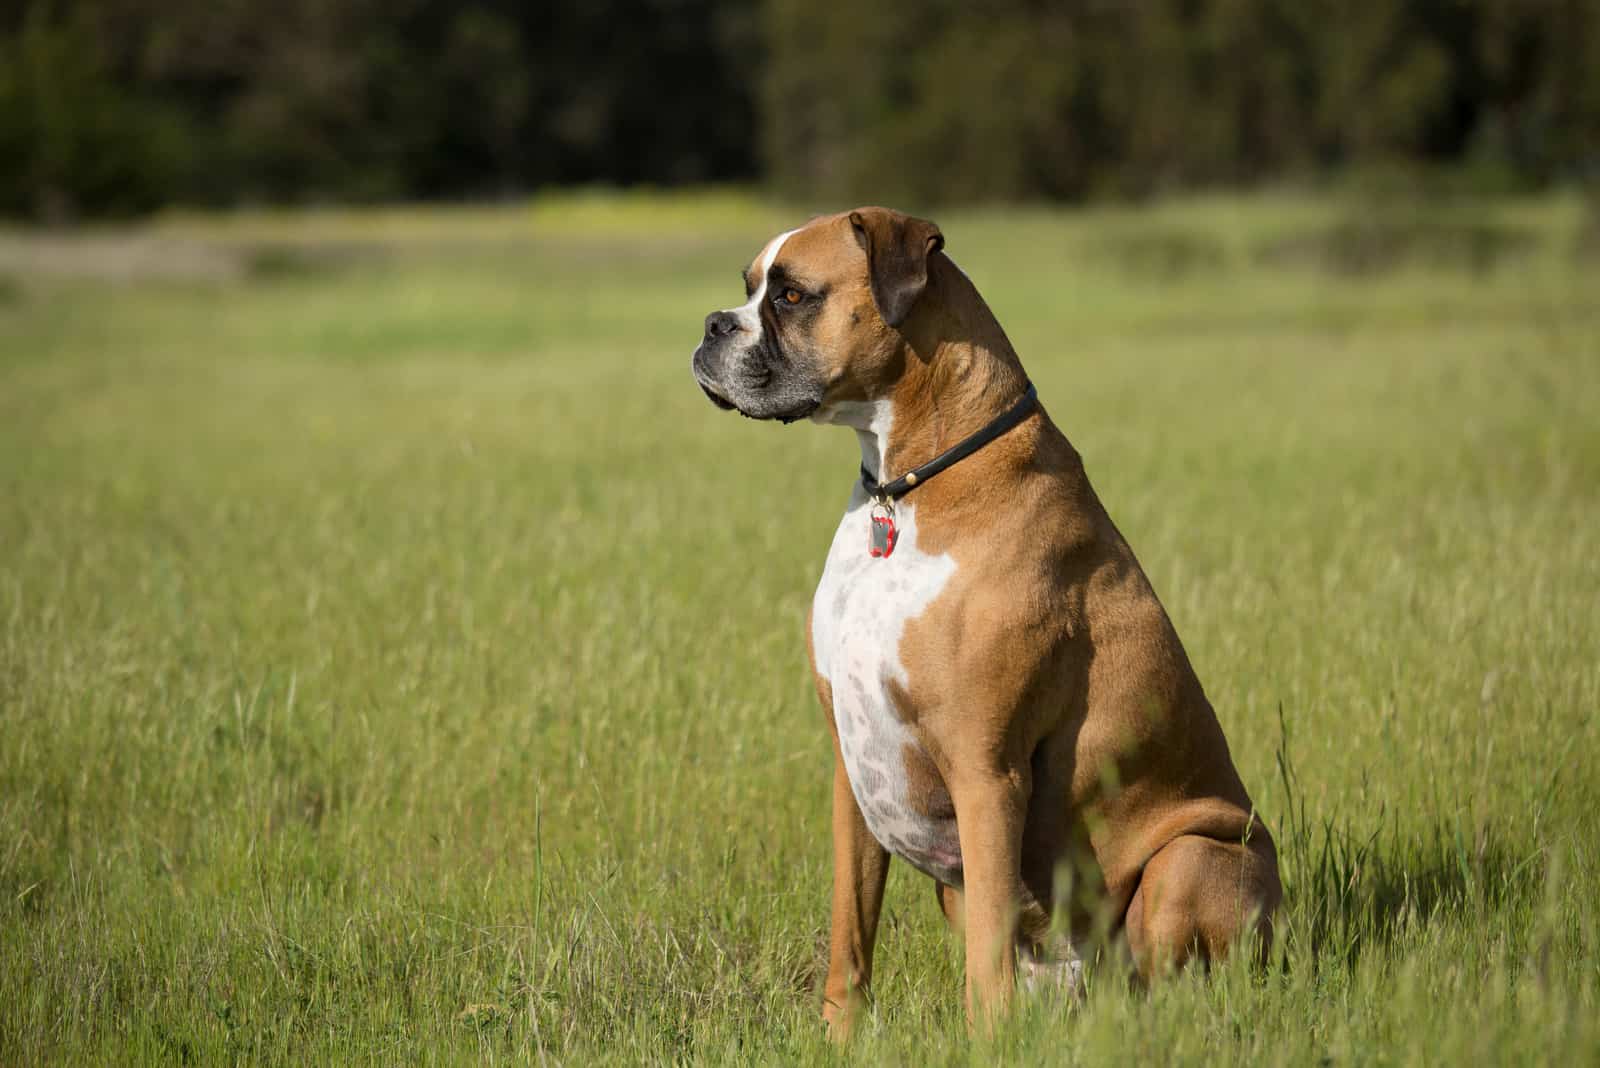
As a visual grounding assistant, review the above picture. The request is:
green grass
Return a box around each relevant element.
[2,188,1598,1064]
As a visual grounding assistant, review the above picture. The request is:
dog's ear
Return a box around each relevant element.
[848,207,944,329]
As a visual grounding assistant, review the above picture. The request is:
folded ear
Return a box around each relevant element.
[848,207,945,328]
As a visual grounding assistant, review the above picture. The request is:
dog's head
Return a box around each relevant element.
[690,207,944,423]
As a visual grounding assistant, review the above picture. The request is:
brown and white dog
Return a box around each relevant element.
[690,208,1281,1035]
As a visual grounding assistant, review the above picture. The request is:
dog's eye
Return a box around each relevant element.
[777,287,804,306]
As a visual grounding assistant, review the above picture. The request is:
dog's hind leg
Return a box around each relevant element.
[1123,831,1281,980]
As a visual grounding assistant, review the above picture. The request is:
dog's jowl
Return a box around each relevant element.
[691,207,1282,1037]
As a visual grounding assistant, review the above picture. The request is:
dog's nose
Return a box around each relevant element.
[704,311,739,339]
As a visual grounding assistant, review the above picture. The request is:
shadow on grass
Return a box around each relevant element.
[1271,704,1546,972]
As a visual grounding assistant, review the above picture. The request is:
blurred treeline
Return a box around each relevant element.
[2,0,1597,221]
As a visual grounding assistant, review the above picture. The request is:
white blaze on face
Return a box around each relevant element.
[723,228,799,336]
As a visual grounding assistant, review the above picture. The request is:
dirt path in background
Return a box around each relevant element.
[0,232,251,282]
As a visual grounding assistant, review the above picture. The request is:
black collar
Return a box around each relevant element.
[860,382,1038,502]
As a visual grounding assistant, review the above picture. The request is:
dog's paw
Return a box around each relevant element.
[821,989,870,1043]
[1019,945,1085,1000]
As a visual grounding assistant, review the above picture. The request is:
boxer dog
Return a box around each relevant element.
[690,208,1281,1036]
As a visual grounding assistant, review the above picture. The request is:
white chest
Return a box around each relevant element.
[811,490,963,882]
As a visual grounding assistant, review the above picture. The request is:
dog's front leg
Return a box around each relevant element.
[950,764,1029,1031]
[821,740,890,1042]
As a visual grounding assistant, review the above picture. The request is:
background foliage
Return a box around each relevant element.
[2,0,1598,219]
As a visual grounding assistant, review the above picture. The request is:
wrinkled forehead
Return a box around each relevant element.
[742,214,860,289]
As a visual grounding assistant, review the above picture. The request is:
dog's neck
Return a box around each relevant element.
[854,256,1030,484]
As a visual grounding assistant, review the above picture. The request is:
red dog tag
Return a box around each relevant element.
[868,509,897,558]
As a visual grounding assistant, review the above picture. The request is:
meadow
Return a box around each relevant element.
[2,190,1597,1064]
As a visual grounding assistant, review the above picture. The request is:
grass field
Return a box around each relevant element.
[3,190,1598,1064]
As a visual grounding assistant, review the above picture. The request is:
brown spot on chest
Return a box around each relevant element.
[901,742,955,820]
